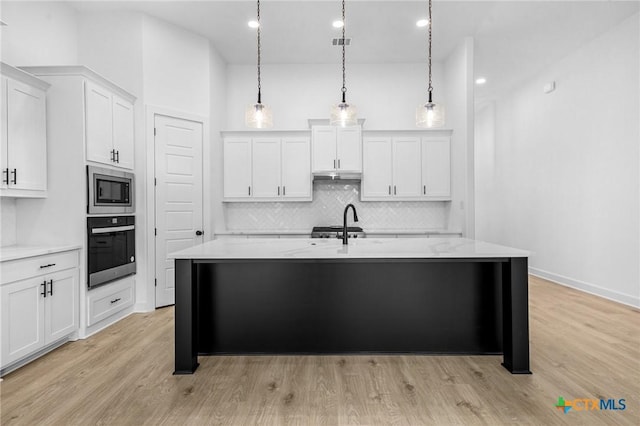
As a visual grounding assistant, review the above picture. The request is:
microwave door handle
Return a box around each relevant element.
[91,225,135,234]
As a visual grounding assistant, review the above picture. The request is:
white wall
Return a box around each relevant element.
[0,199,17,246]
[0,1,78,67]
[142,16,210,117]
[226,63,445,130]
[444,37,475,237]
[475,14,640,307]
[209,46,228,234]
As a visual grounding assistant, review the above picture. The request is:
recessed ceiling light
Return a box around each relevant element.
[475,77,487,85]
[416,19,429,28]
[248,20,260,29]
[332,20,344,28]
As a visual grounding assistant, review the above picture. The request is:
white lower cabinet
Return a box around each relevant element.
[87,277,134,327]
[1,250,79,371]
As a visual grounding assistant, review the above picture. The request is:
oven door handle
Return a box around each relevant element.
[91,225,135,234]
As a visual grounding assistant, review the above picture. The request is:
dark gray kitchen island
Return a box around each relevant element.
[171,238,531,375]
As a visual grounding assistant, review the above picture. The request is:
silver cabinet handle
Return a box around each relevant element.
[248,186,251,196]
[338,159,341,169]
[423,185,426,195]
[333,159,336,169]
[283,186,286,196]
[277,186,280,196]
[11,169,17,185]
[388,185,391,195]
[394,186,397,195]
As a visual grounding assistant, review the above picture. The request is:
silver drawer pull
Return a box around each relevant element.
[92,225,135,234]
[39,263,56,269]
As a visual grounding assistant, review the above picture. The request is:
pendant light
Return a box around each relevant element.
[329,0,357,127]
[416,0,445,128]
[245,0,273,129]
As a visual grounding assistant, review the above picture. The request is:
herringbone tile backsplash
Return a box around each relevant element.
[224,182,448,231]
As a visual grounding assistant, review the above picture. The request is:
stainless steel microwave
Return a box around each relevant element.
[87,166,135,215]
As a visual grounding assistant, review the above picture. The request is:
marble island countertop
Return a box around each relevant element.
[170,237,529,260]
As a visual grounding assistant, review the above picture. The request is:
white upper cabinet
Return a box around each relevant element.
[362,136,392,198]
[336,127,362,172]
[85,81,134,169]
[223,138,252,199]
[421,137,451,198]
[392,137,422,197]
[251,137,281,198]
[361,131,451,201]
[223,132,311,202]
[311,125,362,173]
[281,137,311,199]
[0,64,50,198]
[85,81,113,165]
[111,95,135,170]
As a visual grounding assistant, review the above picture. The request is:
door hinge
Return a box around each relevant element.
[155,278,157,287]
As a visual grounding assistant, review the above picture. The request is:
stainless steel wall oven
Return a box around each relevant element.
[87,216,136,289]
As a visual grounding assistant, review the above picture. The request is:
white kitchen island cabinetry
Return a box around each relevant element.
[312,125,361,173]
[1,247,80,375]
[0,63,50,198]
[223,131,311,202]
[361,130,452,201]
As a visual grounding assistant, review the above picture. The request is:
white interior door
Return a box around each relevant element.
[155,114,203,308]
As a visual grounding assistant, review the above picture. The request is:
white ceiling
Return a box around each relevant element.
[70,0,639,100]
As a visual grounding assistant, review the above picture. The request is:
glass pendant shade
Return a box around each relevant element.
[415,102,445,128]
[245,102,273,129]
[330,102,357,127]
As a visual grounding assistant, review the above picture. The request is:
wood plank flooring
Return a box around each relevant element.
[1,275,639,425]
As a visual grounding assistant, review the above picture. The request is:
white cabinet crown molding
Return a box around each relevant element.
[307,118,366,128]
[221,130,311,137]
[0,62,50,91]
[18,65,136,104]
[362,129,453,137]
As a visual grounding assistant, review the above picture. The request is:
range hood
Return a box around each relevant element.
[313,171,361,181]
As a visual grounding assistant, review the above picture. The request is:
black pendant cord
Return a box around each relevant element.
[257,0,262,104]
[427,0,433,104]
[341,0,347,104]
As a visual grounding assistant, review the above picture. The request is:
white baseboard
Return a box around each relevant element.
[134,301,155,313]
[529,267,640,309]
[80,307,135,339]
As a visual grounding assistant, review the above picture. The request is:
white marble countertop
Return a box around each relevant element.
[215,229,462,236]
[0,244,82,262]
[170,238,529,260]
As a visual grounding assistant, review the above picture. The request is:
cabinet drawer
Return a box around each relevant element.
[1,251,79,285]
[88,280,134,326]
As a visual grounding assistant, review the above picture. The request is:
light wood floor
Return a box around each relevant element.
[1,275,638,425]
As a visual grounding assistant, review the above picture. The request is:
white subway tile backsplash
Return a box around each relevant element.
[224,181,448,231]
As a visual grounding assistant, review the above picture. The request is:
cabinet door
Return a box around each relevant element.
[85,81,114,166]
[392,137,422,197]
[45,269,79,344]
[362,137,392,199]
[0,77,7,190]
[422,137,451,198]
[337,126,362,172]
[6,79,47,191]
[251,138,281,198]
[281,137,311,199]
[223,138,252,198]
[112,95,134,170]
[1,278,45,367]
[312,126,337,172]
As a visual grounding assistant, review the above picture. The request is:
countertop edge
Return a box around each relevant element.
[0,244,83,262]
